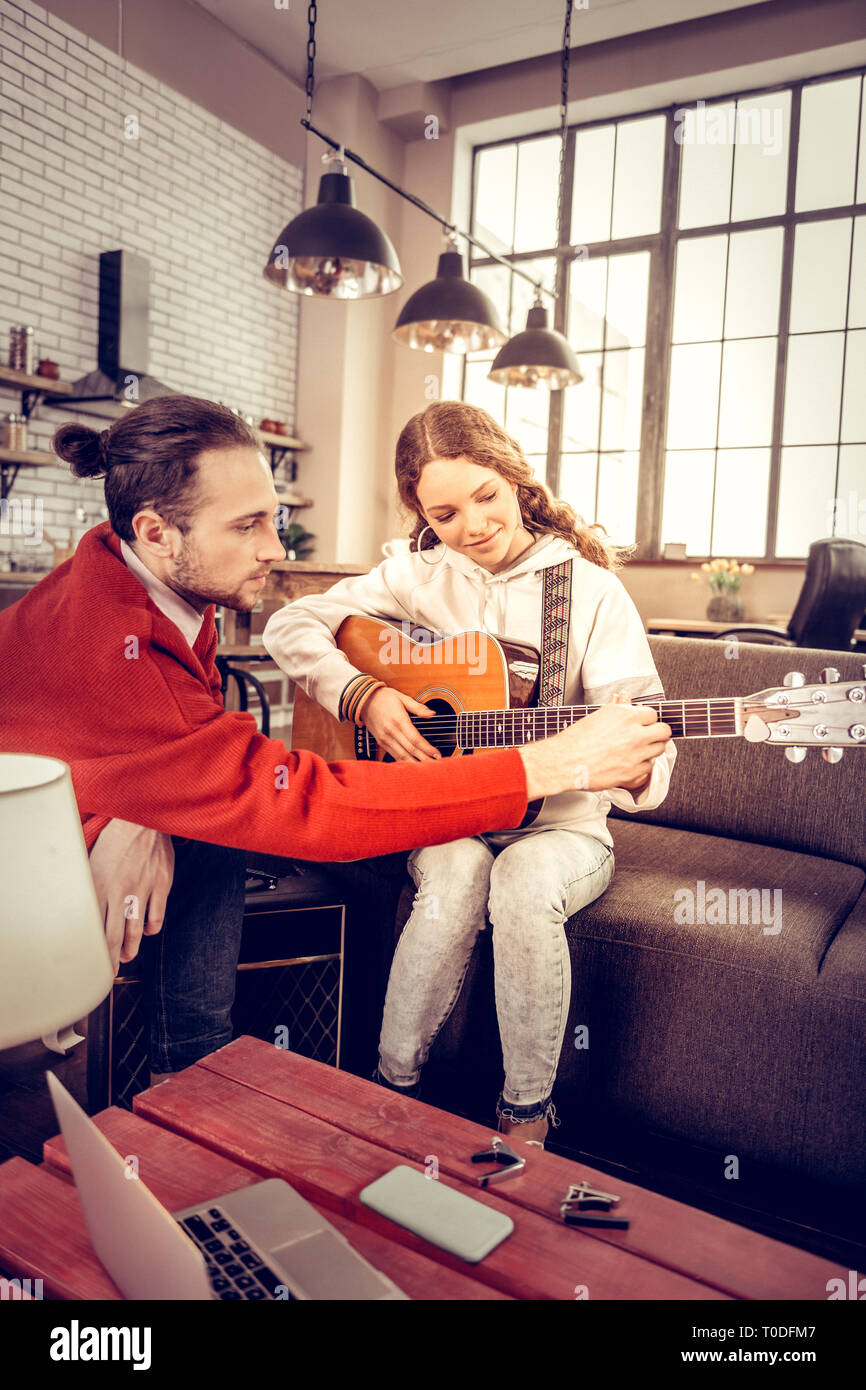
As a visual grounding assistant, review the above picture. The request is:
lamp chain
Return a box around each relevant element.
[305,0,318,123]
[556,0,573,264]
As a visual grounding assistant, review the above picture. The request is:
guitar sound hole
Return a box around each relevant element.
[379,697,460,763]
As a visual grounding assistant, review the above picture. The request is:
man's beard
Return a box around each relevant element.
[168,537,261,612]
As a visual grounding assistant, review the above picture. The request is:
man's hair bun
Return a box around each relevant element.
[47,394,259,542]
[52,422,108,478]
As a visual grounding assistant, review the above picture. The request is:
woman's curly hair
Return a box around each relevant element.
[394,400,634,571]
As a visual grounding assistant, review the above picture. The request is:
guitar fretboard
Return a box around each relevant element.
[455,698,740,747]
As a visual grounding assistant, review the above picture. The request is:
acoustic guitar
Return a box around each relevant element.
[290,616,866,827]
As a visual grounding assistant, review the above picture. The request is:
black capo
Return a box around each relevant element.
[470,1135,526,1187]
[245,869,280,893]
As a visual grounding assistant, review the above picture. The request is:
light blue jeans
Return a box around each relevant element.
[377,829,615,1123]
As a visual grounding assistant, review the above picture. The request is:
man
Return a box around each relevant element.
[0,395,671,1078]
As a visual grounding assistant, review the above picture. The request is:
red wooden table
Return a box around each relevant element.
[0,1035,848,1300]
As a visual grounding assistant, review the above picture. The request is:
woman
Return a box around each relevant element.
[264,401,676,1146]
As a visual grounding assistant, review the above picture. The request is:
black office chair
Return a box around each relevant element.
[713,537,866,651]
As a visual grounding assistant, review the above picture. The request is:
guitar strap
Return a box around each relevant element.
[538,559,573,707]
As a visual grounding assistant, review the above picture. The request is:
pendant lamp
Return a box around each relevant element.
[264,152,403,300]
[392,241,507,353]
[488,293,582,389]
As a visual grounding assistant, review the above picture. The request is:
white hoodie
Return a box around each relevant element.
[262,532,677,848]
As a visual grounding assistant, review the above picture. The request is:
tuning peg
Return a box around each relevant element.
[783,672,805,687]
[821,747,844,763]
[820,668,841,683]
[784,746,807,763]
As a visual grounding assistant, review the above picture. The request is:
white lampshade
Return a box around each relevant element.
[0,754,114,1049]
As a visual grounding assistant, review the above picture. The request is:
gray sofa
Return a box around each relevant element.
[386,636,866,1215]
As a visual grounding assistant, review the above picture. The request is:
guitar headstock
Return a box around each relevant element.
[743,666,866,761]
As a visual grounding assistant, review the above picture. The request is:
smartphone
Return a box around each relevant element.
[358,1164,514,1263]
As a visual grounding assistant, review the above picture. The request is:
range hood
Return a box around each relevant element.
[45,249,179,420]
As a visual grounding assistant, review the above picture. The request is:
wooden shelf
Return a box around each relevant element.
[648,616,866,642]
[648,617,776,632]
[0,450,311,491]
[628,557,806,568]
[0,368,312,504]
[0,447,57,467]
[0,367,74,395]
[0,372,309,443]
[269,559,367,574]
[217,643,272,660]
[275,494,313,508]
[257,429,310,450]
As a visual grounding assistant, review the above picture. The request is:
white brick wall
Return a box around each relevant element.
[0,0,302,567]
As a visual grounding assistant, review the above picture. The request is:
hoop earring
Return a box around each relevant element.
[415,524,443,566]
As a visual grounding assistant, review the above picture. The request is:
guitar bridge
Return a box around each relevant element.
[354,725,376,760]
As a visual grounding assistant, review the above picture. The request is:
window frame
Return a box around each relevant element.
[464,66,866,561]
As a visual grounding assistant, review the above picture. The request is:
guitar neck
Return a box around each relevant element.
[457,698,742,748]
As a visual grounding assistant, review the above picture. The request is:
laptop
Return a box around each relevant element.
[46,1071,409,1301]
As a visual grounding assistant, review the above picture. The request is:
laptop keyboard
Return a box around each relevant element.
[178,1206,298,1300]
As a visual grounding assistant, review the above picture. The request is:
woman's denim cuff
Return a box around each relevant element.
[496,1093,556,1125]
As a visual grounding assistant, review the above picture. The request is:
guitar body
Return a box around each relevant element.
[291,615,546,827]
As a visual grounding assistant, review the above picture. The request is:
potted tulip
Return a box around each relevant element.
[690,559,755,621]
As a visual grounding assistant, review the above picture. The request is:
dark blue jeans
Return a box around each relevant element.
[137,837,247,1073]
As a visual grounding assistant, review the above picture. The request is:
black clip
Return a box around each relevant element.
[470,1135,526,1188]
[245,870,280,893]
[560,1180,630,1229]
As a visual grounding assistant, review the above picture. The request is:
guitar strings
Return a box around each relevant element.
[399,715,743,728]
[399,698,746,717]
[396,703,743,735]
[397,698,747,727]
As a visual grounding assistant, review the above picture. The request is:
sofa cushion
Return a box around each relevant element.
[818,882,866,995]
[574,820,865,988]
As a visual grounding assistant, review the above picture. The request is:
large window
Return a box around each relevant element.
[466,70,866,559]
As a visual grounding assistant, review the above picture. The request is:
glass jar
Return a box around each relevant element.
[8,326,35,374]
[6,414,27,450]
[3,413,21,449]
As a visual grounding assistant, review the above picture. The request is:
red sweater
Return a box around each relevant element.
[0,522,528,858]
